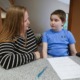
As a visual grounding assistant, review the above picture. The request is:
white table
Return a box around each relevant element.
[0,56,80,80]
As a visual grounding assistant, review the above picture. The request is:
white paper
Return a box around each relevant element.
[47,57,80,80]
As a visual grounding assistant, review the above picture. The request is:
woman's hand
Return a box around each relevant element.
[34,51,40,59]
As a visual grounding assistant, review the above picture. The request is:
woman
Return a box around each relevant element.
[0,5,40,69]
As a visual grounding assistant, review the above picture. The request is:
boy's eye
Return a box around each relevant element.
[50,18,53,21]
[54,19,59,22]
[50,18,59,22]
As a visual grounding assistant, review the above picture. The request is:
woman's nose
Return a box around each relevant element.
[28,20,30,24]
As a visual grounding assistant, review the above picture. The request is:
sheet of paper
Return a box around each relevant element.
[47,57,80,80]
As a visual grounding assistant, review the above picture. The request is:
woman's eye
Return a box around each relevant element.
[24,19,27,22]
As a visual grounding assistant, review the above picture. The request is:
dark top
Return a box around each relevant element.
[0,28,37,69]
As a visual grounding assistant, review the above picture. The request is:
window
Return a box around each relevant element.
[63,13,68,30]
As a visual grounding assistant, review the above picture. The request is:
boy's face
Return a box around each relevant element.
[50,14,63,31]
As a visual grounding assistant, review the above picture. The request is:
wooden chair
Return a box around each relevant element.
[76,52,80,57]
[0,8,2,32]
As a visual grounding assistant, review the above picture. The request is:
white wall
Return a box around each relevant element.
[15,0,70,34]
[0,0,11,11]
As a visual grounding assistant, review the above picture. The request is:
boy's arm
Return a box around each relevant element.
[42,42,48,58]
[69,44,77,56]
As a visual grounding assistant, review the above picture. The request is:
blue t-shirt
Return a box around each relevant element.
[42,29,76,57]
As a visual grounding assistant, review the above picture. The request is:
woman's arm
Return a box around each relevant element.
[0,43,37,69]
[42,42,48,58]
[69,44,77,56]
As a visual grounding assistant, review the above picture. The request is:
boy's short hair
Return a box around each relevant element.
[50,9,66,23]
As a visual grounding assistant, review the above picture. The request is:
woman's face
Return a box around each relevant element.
[23,11,30,32]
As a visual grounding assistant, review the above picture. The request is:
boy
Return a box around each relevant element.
[42,9,77,58]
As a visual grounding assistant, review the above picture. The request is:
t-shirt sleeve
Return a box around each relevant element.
[68,31,76,44]
[42,32,48,43]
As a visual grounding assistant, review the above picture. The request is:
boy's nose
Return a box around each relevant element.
[52,21,55,24]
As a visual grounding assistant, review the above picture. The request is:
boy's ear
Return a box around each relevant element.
[62,23,64,26]
[62,21,65,26]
